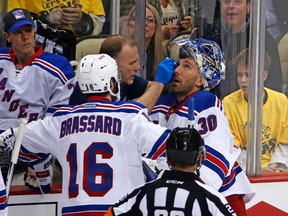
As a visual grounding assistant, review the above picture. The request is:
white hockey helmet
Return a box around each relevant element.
[77,54,120,100]
[168,38,226,91]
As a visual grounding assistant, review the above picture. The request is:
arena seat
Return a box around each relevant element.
[277,30,288,94]
[75,35,107,61]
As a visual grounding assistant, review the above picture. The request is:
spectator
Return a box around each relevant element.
[69,34,176,113]
[160,0,193,42]
[266,0,288,41]
[8,0,105,37]
[222,48,288,173]
[122,3,165,80]
[266,0,282,40]
[105,127,236,216]
[6,0,106,60]
[196,0,283,98]
[0,54,171,215]
[120,0,161,17]
[101,0,111,35]
[0,8,75,214]
[193,0,218,25]
[150,38,255,215]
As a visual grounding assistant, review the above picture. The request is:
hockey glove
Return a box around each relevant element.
[0,128,18,158]
[24,167,39,190]
[25,154,53,194]
[154,58,177,85]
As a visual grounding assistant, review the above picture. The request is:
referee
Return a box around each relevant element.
[105,127,236,216]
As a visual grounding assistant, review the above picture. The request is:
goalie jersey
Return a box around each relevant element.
[150,90,255,203]
[18,99,170,215]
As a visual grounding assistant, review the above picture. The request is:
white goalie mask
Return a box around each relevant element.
[77,54,121,101]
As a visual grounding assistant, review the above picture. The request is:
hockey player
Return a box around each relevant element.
[0,54,171,215]
[150,38,255,215]
[105,127,236,216]
[0,8,75,215]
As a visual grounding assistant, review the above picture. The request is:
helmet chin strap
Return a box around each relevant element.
[201,77,209,90]
[109,79,120,101]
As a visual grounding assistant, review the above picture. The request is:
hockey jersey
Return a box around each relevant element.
[0,46,75,215]
[0,46,75,130]
[150,90,255,203]
[18,98,170,215]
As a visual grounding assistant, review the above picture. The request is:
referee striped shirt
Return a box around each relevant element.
[106,170,236,216]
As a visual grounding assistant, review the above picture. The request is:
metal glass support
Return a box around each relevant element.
[246,0,266,176]
[135,0,146,79]
[110,0,120,34]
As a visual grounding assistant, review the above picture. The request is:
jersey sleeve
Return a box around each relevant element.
[135,110,170,160]
[19,116,55,164]
[44,55,76,115]
[194,100,241,191]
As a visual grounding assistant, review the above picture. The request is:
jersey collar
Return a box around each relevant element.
[87,95,111,102]
[10,46,44,69]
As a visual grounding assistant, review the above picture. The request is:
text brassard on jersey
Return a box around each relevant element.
[60,115,122,138]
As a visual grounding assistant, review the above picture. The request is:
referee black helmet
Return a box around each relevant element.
[166,127,205,164]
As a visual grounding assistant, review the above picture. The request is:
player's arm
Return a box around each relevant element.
[262,143,288,173]
[136,81,164,114]
[45,57,76,113]
[136,58,177,114]
[0,125,53,194]
[194,102,241,190]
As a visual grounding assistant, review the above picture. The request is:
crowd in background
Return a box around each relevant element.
[0,0,287,215]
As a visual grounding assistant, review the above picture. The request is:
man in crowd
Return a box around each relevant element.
[196,0,283,98]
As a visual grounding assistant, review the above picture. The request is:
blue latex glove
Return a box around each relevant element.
[155,58,177,85]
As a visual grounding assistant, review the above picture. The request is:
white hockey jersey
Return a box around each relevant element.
[150,91,255,203]
[18,98,170,215]
[0,46,75,215]
[0,46,75,130]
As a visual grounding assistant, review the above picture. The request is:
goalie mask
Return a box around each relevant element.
[166,127,206,164]
[77,54,121,101]
[168,38,226,91]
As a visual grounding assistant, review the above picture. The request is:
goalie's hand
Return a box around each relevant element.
[24,154,53,194]
[0,128,18,157]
